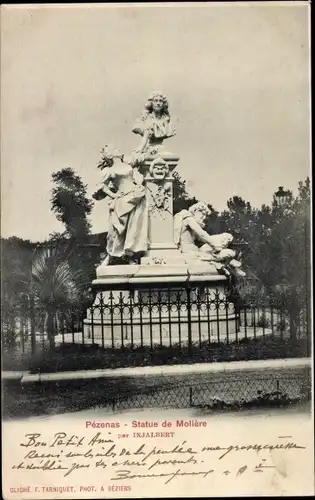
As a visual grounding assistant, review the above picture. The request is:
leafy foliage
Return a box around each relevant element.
[51,167,93,239]
[29,247,91,311]
[172,171,199,214]
[218,178,311,330]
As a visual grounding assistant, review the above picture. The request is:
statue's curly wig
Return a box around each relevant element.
[141,91,170,120]
[97,145,123,170]
[189,201,212,217]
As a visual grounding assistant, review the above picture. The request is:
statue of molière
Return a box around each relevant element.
[132,91,176,158]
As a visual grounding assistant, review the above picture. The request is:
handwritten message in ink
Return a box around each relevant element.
[7,418,307,496]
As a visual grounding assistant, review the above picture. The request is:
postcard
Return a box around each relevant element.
[1,2,313,498]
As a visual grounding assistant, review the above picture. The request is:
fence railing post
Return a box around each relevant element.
[189,387,193,407]
[305,293,311,357]
[186,283,192,360]
[30,295,36,355]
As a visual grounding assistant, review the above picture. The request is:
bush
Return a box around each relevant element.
[276,318,287,333]
[24,337,309,374]
[257,314,271,328]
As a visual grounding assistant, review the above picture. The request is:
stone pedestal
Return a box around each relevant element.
[138,153,187,266]
[86,272,239,347]
[94,262,224,285]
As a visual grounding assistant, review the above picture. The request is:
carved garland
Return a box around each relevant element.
[147,184,172,219]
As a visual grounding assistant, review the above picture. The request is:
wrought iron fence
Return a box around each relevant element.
[87,370,312,411]
[1,282,311,369]
[2,369,311,419]
[84,285,240,349]
[82,283,309,356]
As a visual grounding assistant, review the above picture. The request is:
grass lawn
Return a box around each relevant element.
[3,365,311,420]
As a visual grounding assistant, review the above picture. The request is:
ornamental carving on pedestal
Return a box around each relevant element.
[149,157,170,180]
[147,157,172,219]
[146,256,167,265]
[147,183,172,219]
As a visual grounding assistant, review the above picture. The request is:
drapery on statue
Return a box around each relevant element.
[92,145,148,265]
[174,202,245,277]
[132,91,176,157]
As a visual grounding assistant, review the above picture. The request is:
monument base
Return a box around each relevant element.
[94,261,226,286]
[140,244,188,266]
[85,263,239,348]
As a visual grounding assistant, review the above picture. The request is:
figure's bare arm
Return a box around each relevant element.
[101,183,117,199]
[187,217,217,251]
[93,173,117,200]
[136,129,150,154]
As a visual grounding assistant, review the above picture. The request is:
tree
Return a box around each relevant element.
[218,196,256,242]
[19,246,93,349]
[50,168,99,285]
[213,180,310,312]
[51,167,93,240]
[1,235,96,351]
[1,237,36,293]
[214,196,257,284]
[172,172,199,214]
[269,178,311,339]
